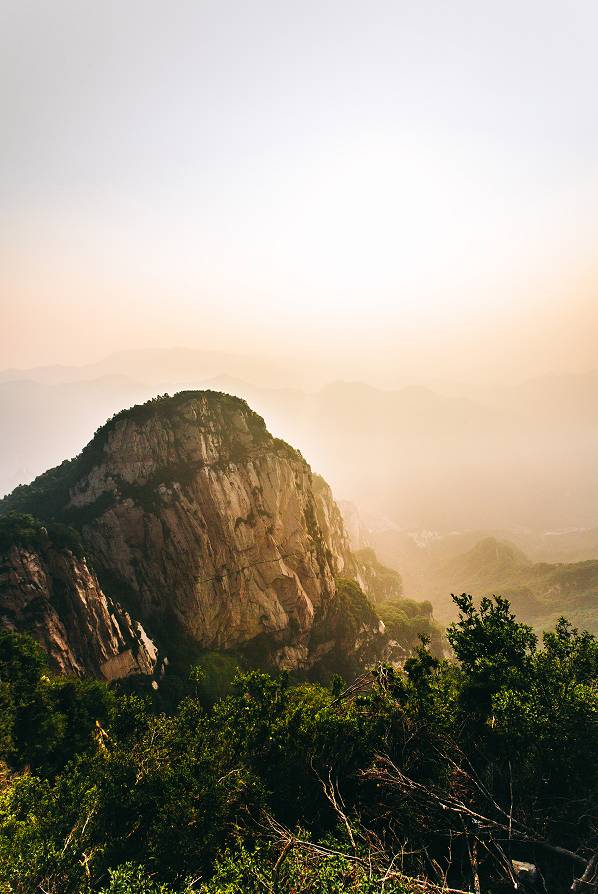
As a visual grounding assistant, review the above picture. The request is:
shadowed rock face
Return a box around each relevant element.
[1,391,384,671]
[0,536,157,679]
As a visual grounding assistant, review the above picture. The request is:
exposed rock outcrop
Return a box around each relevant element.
[1,391,387,673]
[0,518,157,678]
[352,547,403,603]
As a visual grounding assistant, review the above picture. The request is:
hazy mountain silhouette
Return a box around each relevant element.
[0,347,303,389]
[2,351,598,542]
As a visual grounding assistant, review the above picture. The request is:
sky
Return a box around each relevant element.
[2,0,598,385]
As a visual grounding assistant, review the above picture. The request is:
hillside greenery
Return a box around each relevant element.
[0,596,595,893]
[426,536,598,634]
[377,596,444,656]
[0,512,85,558]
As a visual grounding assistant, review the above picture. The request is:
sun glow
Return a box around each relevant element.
[2,0,598,378]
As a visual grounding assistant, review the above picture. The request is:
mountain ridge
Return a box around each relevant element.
[4,355,598,530]
[0,390,403,678]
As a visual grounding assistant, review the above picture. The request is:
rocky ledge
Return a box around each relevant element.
[0,515,157,678]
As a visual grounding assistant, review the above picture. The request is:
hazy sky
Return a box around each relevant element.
[2,0,598,384]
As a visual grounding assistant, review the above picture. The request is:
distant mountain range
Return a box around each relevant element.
[2,349,598,539]
[0,347,303,389]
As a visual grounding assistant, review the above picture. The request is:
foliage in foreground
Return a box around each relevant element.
[0,595,596,893]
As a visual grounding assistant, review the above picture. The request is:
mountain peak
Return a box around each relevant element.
[1,390,387,674]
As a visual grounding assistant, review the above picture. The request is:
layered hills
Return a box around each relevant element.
[3,352,598,536]
[376,533,598,632]
[432,537,598,631]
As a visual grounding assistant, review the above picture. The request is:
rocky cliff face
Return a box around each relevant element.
[352,548,403,604]
[0,519,157,678]
[1,392,384,672]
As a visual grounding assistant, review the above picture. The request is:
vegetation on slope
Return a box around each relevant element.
[377,595,444,656]
[0,596,595,893]
[0,512,85,558]
[430,536,598,633]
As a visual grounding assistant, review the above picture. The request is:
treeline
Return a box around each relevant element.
[378,596,444,656]
[0,595,596,893]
